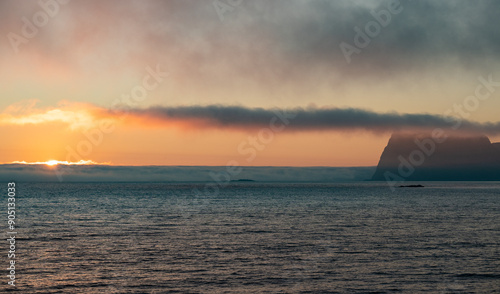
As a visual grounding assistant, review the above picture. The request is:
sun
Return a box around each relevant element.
[7,159,106,166]
[45,160,60,166]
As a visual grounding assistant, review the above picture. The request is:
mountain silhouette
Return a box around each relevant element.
[372,132,500,181]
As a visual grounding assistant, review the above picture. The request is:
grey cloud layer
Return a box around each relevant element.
[3,0,499,80]
[122,105,500,134]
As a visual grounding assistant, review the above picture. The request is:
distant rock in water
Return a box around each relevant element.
[372,133,500,181]
[399,184,424,188]
[231,179,255,182]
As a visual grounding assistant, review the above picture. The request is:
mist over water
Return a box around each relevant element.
[7,182,500,293]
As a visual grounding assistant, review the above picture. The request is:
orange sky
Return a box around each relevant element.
[1,101,499,166]
[0,101,389,166]
[1,1,499,166]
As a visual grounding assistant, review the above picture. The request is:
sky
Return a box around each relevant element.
[1,0,500,166]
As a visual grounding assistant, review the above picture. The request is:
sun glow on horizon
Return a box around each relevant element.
[45,160,60,166]
[8,160,107,166]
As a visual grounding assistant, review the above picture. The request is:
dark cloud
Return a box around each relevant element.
[120,105,500,134]
[253,0,500,77]
[2,0,499,83]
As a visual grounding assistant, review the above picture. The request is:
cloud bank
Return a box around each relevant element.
[122,105,500,134]
[0,164,375,183]
[3,101,500,135]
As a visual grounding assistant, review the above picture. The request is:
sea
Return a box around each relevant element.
[4,182,499,293]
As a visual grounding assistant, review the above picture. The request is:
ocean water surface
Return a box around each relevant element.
[5,182,500,293]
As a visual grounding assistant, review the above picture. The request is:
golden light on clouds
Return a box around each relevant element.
[0,100,106,131]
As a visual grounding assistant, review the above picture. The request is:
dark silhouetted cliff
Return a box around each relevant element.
[372,133,500,181]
